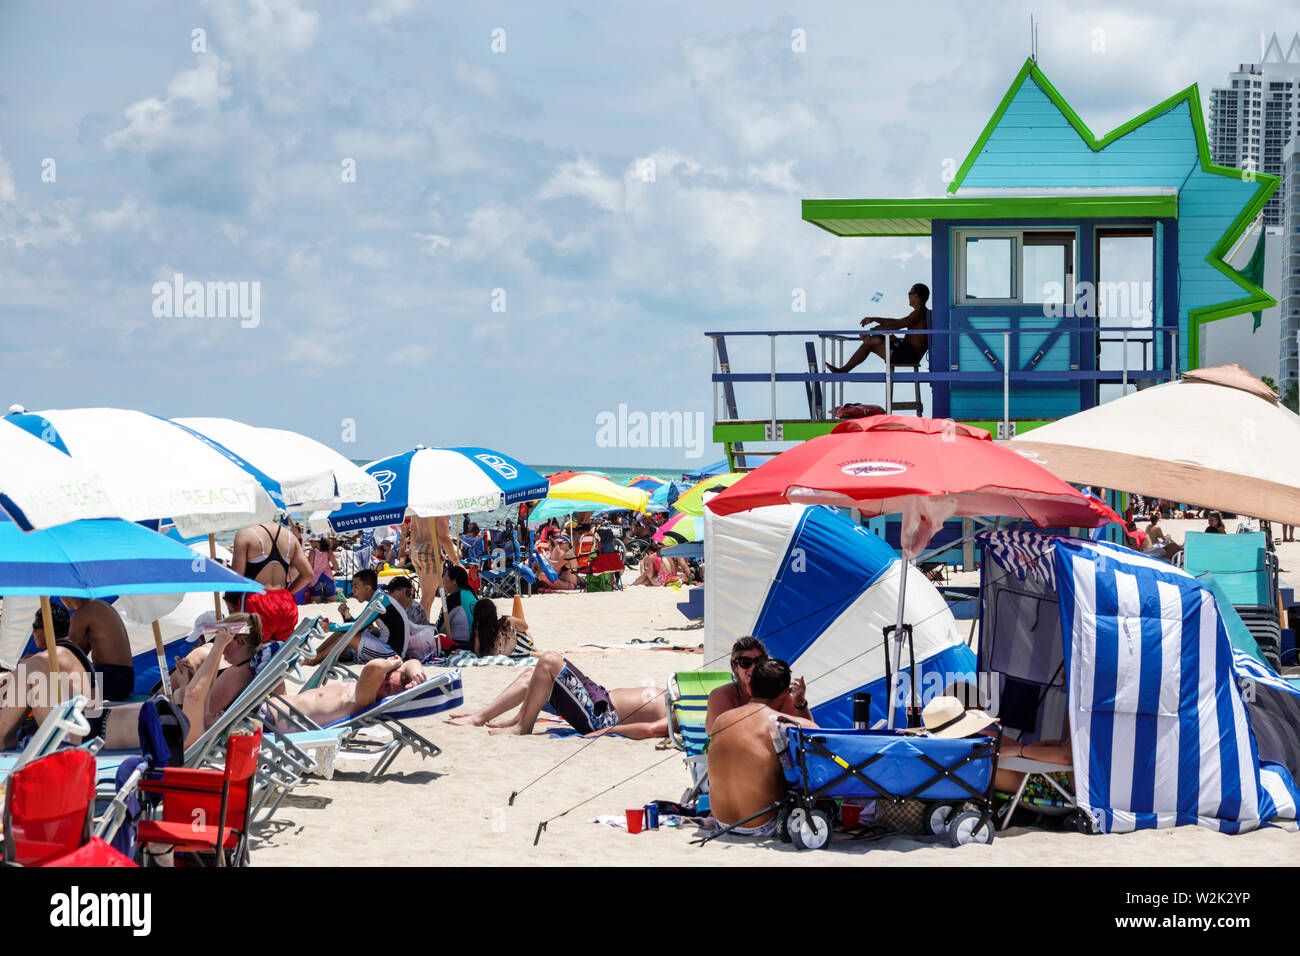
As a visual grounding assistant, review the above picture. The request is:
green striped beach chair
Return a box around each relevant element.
[665,670,732,804]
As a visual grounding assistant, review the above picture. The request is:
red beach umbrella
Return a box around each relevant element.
[706,416,1120,727]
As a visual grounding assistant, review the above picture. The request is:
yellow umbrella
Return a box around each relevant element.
[671,473,745,517]
[546,474,650,513]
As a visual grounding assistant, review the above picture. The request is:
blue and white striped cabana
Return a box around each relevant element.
[980,530,1300,834]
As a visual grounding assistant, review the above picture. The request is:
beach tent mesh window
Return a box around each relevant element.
[979,530,1300,834]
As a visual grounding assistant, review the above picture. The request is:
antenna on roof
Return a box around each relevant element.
[1029,13,1039,62]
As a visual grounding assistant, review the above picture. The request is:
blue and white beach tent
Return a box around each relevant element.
[704,503,974,728]
[979,530,1300,834]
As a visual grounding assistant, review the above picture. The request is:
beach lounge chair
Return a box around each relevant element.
[665,670,732,804]
[2,748,97,866]
[994,754,1084,832]
[0,695,93,780]
[1184,531,1283,668]
[299,593,390,691]
[267,669,463,781]
[137,728,262,867]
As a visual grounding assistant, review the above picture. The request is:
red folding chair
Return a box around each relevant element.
[137,729,262,867]
[3,749,97,867]
[43,837,138,867]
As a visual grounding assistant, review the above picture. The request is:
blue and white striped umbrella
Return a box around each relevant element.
[0,516,262,598]
[316,446,548,532]
[5,408,284,536]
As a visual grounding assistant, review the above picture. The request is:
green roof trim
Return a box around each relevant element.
[802,195,1178,237]
[946,59,1278,368]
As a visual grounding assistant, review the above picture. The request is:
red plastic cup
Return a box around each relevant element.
[626,809,645,834]
[841,803,862,828]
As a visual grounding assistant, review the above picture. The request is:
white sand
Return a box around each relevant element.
[253,524,1298,866]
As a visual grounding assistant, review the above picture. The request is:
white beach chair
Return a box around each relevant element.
[267,669,463,781]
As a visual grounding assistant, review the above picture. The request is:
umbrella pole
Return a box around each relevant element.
[153,621,174,701]
[40,596,61,706]
[209,533,222,619]
[887,560,909,730]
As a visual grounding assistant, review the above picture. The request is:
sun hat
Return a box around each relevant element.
[184,610,219,644]
[910,695,997,739]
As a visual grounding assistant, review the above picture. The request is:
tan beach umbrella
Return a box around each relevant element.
[1005,365,1300,524]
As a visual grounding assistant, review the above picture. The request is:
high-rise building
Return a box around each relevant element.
[1282,136,1300,394]
[1209,33,1300,227]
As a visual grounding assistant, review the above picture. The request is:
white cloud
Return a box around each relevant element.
[746,160,801,193]
[88,198,156,235]
[367,0,416,25]
[412,232,451,255]
[452,59,502,102]
[537,157,623,213]
[0,143,14,204]
[104,57,231,152]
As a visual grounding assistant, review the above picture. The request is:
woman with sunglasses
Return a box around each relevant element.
[704,636,809,735]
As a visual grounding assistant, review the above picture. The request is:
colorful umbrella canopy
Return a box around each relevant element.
[173,418,382,513]
[545,474,649,513]
[647,481,683,514]
[0,417,118,531]
[0,516,262,598]
[708,416,1119,559]
[652,512,703,544]
[682,459,728,482]
[1005,364,1300,525]
[526,498,601,524]
[316,446,547,532]
[706,415,1119,729]
[623,475,667,490]
[671,473,745,517]
[5,408,283,537]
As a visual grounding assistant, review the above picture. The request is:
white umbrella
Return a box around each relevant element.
[173,417,381,512]
[7,408,282,536]
[0,416,118,530]
[1005,364,1300,525]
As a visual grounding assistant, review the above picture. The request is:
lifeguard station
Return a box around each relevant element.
[709,58,1277,565]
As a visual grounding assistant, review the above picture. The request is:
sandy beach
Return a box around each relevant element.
[252,517,1299,866]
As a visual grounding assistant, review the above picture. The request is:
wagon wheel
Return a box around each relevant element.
[776,806,794,844]
[947,809,994,847]
[788,807,833,851]
[921,801,960,836]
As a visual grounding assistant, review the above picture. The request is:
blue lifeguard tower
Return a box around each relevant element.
[708,58,1277,565]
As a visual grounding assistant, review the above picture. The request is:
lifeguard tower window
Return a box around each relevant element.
[956,230,1075,304]
[1095,228,1155,406]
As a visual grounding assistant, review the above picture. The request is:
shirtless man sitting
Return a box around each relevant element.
[445,650,668,738]
[260,656,426,731]
[61,596,135,701]
[707,658,817,837]
[825,283,931,374]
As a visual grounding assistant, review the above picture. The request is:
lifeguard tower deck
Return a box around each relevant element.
[708,59,1277,565]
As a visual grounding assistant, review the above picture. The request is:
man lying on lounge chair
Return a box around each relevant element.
[444,651,668,738]
[259,657,426,732]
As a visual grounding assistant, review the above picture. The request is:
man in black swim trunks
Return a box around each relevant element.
[61,596,135,701]
[826,283,931,373]
[446,650,669,738]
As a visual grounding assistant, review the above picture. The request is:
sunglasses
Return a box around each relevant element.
[733,655,764,669]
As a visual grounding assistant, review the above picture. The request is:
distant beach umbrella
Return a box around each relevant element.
[315,446,548,532]
[671,473,745,517]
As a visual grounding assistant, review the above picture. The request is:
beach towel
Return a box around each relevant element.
[423,649,537,668]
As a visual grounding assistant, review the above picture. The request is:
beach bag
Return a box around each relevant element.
[585,572,615,592]
[832,403,885,420]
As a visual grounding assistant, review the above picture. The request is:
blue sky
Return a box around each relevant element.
[0,0,1291,467]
